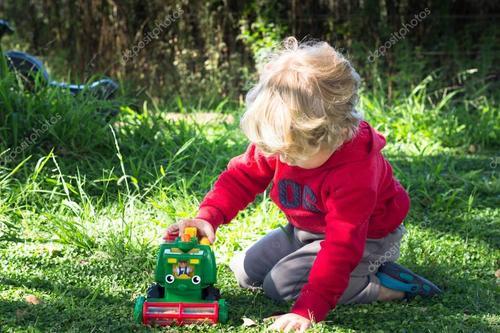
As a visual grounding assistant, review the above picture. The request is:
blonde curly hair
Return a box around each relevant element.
[241,37,362,165]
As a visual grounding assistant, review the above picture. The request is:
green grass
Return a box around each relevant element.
[0,65,499,332]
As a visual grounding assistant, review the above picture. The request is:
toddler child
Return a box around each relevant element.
[167,37,441,332]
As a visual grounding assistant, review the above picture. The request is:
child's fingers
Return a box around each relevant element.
[200,223,216,243]
[268,317,285,331]
[264,311,287,322]
[166,224,179,232]
[175,219,215,243]
[164,224,179,238]
[299,322,309,333]
[177,219,199,236]
[177,220,188,236]
[284,321,298,333]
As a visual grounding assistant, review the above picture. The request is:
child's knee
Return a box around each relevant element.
[229,252,262,289]
[262,271,298,302]
[262,273,284,301]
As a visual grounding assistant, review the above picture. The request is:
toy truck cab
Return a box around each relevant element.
[134,228,228,326]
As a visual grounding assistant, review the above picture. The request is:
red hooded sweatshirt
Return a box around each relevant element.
[196,121,410,322]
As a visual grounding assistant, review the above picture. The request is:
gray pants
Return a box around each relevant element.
[230,223,406,304]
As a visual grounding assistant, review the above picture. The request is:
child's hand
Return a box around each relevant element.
[165,218,216,244]
[268,313,311,332]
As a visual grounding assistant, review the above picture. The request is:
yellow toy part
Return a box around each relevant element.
[184,227,198,239]
[200,237,211,245]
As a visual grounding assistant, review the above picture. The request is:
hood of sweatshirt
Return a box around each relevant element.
[326,121,386,167]
[273,121,386,173]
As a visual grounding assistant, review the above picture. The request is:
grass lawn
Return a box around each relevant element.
[0,76,498,332]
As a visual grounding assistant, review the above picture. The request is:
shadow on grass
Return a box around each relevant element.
[0,256,496,332]
[0,252,151,332]
[0,298,147,332]
[330,261,498,332]
[390,152,499,249]
[218,261,497,332]
[0,275,126,305]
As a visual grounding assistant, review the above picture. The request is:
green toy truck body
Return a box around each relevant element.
[134,231,228,325]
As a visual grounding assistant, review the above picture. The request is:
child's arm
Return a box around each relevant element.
[291,163,379,322]
[195,143,276,231]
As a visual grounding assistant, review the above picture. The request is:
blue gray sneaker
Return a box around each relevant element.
[376,262,442,300]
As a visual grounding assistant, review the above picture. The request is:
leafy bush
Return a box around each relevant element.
[362,73,499,148]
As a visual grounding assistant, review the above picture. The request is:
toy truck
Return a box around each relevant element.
[133,227,229,326]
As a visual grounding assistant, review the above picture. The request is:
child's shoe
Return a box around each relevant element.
[376,262,442,300]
